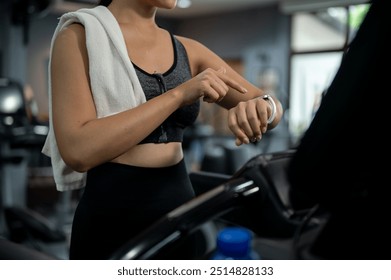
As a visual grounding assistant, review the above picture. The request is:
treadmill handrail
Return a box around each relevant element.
[109,177,259,260]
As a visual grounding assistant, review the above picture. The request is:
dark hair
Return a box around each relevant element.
[98,0,112,7]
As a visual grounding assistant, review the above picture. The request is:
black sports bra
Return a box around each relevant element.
[134,33,200,144]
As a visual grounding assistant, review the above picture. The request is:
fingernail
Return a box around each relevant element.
[243,138,249,144]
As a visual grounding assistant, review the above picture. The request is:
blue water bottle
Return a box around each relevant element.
[211,227,260,260]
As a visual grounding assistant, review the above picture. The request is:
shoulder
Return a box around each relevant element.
[52,23,86,53]
[174,35,226,75]
[56,22,85,43]
[175,35,209,53]
[51,22,89,67]
[174,35,217,63]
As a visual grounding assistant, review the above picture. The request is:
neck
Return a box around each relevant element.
[108,1,158,25]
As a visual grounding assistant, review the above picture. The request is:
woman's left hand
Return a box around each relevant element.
[227,97,272,146]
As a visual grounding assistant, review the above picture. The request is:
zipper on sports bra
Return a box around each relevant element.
[153,72,168,142]
[153,72,167,93]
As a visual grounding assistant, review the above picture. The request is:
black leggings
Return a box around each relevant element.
[69,159,196,260]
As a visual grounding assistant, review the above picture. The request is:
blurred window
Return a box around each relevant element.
[289,3,370,143]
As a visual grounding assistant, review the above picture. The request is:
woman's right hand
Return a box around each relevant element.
[173,67,248,106]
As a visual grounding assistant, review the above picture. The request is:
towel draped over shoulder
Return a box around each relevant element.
[42,6,146,191]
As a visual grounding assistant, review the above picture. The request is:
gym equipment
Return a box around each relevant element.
[0,78,66,257]
[109,149,325,260]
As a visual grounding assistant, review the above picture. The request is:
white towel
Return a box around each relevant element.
[42,6,146,191]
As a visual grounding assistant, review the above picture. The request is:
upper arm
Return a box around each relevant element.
[50,23,96,154]
[177,36,264,108]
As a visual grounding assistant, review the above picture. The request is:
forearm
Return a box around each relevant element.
[55,90,182,172]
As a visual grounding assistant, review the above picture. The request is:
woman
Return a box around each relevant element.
[42,0,283,259]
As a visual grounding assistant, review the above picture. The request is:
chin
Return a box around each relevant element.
[155,0,177,10]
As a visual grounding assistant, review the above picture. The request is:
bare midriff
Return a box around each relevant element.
[110,142,184,167]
